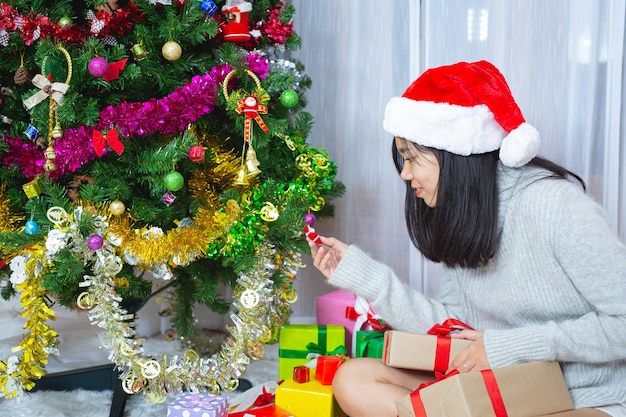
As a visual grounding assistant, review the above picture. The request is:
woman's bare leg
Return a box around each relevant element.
[332,358,435,417]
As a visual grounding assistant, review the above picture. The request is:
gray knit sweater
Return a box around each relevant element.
[328,164,626,409]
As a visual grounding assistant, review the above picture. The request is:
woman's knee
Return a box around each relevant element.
[332,358,381,396]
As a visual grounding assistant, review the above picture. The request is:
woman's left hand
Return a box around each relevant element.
[448,329,489,373]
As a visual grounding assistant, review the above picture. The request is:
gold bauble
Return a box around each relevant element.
[51,125,63,139]
[110,200,126,216]
[43,160,57,172]
[44,146,56,160]
[162,41,182,62]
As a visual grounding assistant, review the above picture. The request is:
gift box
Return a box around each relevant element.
[396,361,574,417]
[383,330,472,372]
[228,404,294,417]
[168,392,229,417]
[354,330,385,358]
[278,324,345,381]
[316,290,384,356]
[275,377,346,417]
[314,356,344,385]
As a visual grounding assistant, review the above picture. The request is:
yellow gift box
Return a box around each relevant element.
[278,324,345,381]
[275,377,346,417]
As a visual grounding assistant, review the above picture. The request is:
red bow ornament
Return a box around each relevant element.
[427,318,474,373]
[235,95,270,142]
[345,296,390,353]
[92,128,124,157]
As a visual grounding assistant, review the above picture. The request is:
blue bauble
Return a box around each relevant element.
[24,220,40,235]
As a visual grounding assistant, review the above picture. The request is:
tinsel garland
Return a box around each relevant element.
[1,63,239,180]
[0,247,57,398]
[0,2,143,46]
[86,239,299,401]
[0,183,24,231]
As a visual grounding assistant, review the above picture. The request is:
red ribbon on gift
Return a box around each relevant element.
[427,318,474,373]
[235,95,269,142]
[410,369,508,417]
[92,128,124,157]
[345,307,390,333]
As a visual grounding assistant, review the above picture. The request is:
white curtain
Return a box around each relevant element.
[289,0,626,321]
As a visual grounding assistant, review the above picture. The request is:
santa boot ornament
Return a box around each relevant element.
[221,0,252,43]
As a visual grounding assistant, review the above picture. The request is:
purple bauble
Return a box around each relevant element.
[304,213,316,226]
[87,234,104,250]
[88,57,109,77]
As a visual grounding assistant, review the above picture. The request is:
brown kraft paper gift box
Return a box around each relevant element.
[396,361,574,417]
[383,330,472,372]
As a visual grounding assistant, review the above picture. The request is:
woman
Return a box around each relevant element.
[308,61,626,417]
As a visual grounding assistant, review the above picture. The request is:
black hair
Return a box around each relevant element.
[392,139,586,268]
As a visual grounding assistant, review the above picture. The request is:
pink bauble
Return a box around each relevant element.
[87,234,104,250]
[88,57,109,77]
[304,213,316,226]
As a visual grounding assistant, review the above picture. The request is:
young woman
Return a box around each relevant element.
[308,61,626,417]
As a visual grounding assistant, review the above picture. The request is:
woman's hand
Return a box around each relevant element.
[307,235,349,279]
[448,329,489,373]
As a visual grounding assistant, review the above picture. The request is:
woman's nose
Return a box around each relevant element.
[400,162,412,181]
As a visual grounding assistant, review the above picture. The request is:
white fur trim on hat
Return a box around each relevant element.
[383,96,506,156]
[499,122,540,168]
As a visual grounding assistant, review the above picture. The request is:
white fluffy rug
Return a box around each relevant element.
[0,343,279,417]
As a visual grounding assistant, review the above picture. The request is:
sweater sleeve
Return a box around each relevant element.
[328,245,458,332]
[484,181,626,367]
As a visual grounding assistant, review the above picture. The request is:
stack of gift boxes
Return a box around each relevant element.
[168,289,576,417]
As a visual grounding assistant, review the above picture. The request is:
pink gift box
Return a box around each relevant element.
[168,392,228,417]
[316,289,381,356]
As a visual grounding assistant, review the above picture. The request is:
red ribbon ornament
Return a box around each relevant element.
[102,58,128,82]
[235,95,270,142]
[409,369,508,417]
[92,128,124,157]
[427,318,474,373]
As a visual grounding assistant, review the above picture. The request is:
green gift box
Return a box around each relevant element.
[355,330,385,358]
[278,324,346,381]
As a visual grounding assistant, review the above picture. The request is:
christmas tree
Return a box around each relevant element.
[0,0,343,400]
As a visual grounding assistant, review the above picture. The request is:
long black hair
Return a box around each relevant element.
[392,139,585,268]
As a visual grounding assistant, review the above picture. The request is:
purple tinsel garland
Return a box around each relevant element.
[2,53,270,181]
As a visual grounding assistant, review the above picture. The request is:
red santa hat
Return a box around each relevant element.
[383,60,540,168]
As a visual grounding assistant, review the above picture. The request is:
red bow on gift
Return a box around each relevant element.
[345,307,390,333]
[254,386,275,406]
[235,95,270,142]
[92,128,124,157]
[427,318,474,373]
[409,369,509,417]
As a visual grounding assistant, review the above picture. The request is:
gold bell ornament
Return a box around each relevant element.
[234,166,249,186]
[245,145,262,177]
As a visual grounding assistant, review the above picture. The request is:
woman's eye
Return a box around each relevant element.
[405,157,415,164]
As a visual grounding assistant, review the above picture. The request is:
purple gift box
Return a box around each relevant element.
[167,392,229,417]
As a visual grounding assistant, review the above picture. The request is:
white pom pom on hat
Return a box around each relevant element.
[383,60,540,168]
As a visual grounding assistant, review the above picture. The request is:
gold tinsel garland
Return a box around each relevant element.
[0,184,25,231]
[0,247,58,398]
